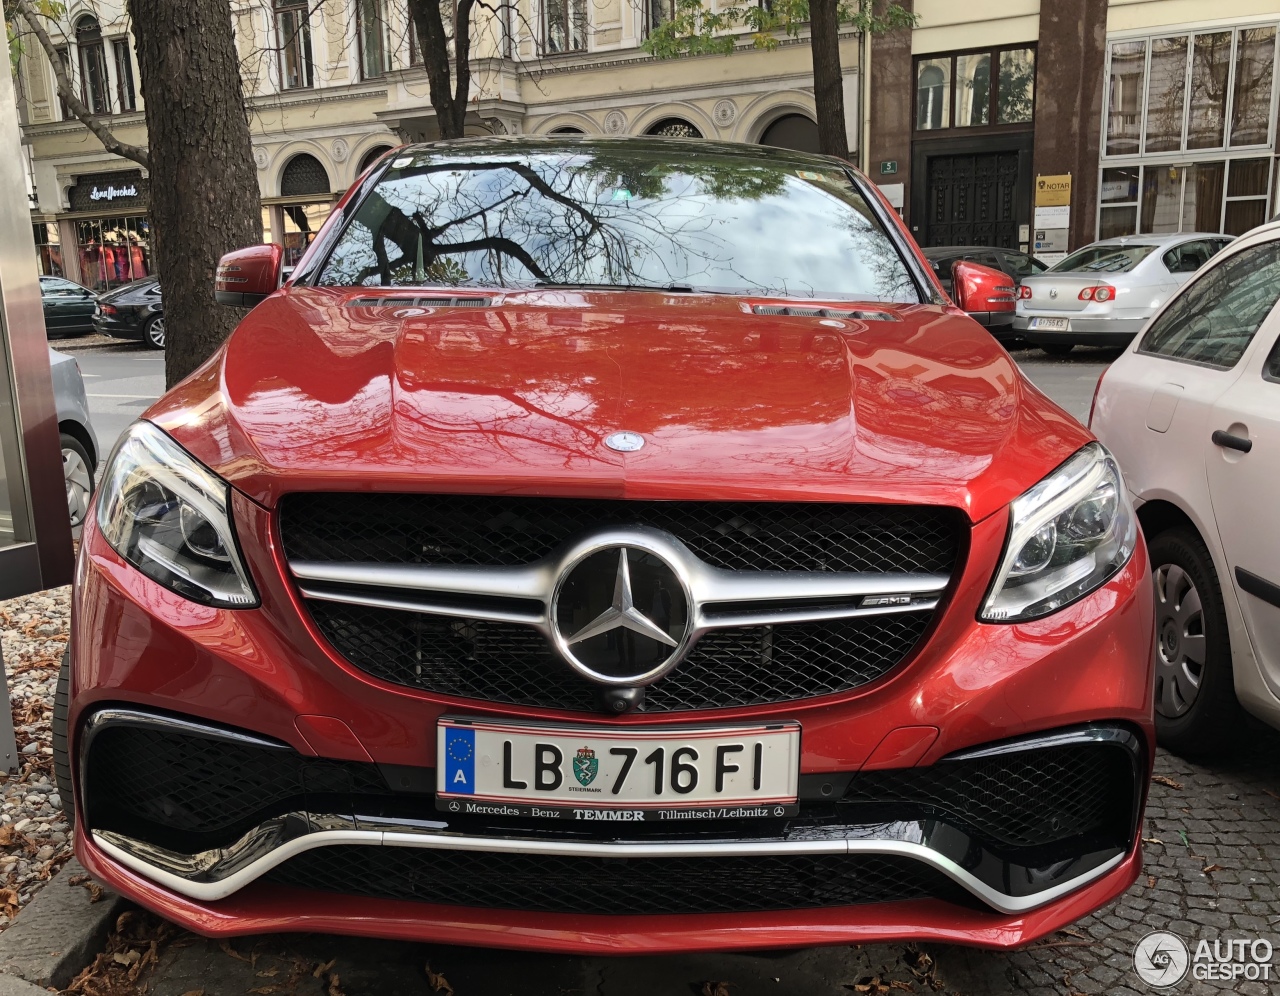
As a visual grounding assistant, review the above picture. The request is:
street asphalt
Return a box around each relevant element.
[53,334,1280,995]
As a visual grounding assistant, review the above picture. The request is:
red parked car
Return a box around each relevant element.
[58,139,1154,953]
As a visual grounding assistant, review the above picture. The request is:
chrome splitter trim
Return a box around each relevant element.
[92,815,1123,915]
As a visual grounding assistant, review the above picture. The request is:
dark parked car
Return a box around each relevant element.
[40,275,97,338]
[922,246,1047,340]
[93,276,165,349]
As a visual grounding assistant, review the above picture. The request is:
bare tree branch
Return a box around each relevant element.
[12,0,150,168]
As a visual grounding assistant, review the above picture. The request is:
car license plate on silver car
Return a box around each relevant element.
[1030,317,1070,331]
[436,717,801,821]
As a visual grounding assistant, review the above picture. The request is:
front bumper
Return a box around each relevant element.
[69,499,1155,951]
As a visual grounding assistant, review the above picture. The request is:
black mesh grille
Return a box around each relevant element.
[263,846,971,915]
[305,601,932,712]
[84,724,387,846]
[843,743,1136,849]
[279,494,961,575]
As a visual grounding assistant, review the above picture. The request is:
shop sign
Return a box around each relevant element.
[68,170,149,212]
[1035,174,1072,207]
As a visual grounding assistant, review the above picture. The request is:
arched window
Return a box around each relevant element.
[759,114,820,154]
[916,62,948,130]
[550,126,585,134]
[646,118,702,139]
[280,153,330,197]
[75,15,111,115]
[358,145,394,174]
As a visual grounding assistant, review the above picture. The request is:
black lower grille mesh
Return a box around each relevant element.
[263,846,970,915]
[279,494,962,575]
[843,743,1136,849]
[84,724,388,847]
[305,602,932,712]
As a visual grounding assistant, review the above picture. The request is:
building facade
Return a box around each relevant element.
[13,0,1280,284]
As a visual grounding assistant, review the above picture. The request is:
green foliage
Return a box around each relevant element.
[6,0,66,73]
[644,0,916,59]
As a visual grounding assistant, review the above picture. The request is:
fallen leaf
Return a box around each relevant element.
[112,949,141,966]
[221,940,252,963]
[312,959,337,979]
[1178,829,1190,848]
[247,987,280,995]
[889,984,914,992]
[1203,863,1222,874]
[327,972,345,996]
[425,964,455,995]
[179,991,204,996]
[702,984,733,996]
[1141,837,1164,845]
[1147,876,1157,888]
[1151,774,1183,790]
[257,968,279,978]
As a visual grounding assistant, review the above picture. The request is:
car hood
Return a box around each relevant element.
[147,286,1091,522]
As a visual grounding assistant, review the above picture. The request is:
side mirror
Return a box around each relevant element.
[951,260,1016,316]
[215,244,283,308]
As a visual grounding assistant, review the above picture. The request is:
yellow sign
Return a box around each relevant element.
[1036,173,1072,206]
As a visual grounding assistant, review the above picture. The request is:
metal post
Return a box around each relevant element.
[0,635,16,773]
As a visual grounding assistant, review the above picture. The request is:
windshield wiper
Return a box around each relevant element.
[534,281,699,293]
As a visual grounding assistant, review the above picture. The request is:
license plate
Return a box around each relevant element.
[436,718,801,822]
[1031,317,1070,331]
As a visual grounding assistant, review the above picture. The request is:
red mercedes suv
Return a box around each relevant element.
[57,138,1154,953]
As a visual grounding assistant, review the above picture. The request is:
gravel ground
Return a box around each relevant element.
[0,585,74,931]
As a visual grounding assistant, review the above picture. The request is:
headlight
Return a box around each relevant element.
[96,421,259,608]
[981,442,1136,622]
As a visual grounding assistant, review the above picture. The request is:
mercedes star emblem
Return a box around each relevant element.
[604,431,645,452]
[551,544,691,685]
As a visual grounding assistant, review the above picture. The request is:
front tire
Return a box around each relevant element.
[144,313,165,350]
[1040,343,1074,356]
[60,433,94,535]
[1148,528,1244,756]
[53,649,74,832]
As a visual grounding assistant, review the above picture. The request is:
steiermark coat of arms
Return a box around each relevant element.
[573,746,598,787]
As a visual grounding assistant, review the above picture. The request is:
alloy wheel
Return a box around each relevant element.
[63,446,92,529]
[1152,562,1207,718]
[147,315,166,349]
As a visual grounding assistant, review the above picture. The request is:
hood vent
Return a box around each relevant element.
[752,305,897,321]
[346,295,492,309]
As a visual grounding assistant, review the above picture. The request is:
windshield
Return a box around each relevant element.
[316,148,920,302]
[1049,244,1157,274]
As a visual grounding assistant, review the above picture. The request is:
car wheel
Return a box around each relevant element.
[53,648,74,832]
[61,433,94,535]
[144,314,165,350]
[1040,343,1074,356]
[1148,528,1244,756]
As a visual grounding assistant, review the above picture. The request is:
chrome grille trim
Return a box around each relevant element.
[291,525,947,648]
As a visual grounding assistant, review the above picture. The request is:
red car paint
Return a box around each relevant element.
[69,149,1155,953]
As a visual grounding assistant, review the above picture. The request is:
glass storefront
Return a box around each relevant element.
[74,215,151,293]
[1100,22,1278,238]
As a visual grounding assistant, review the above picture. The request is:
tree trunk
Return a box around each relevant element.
[408,0,468,138]
[127,0,261,388]
[809,0,849,160]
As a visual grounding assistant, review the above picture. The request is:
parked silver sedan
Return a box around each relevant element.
[1015,232,1233,354]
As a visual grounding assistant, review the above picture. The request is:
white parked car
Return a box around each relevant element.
[1016,232,1233,355]
[1091,221,1280,753]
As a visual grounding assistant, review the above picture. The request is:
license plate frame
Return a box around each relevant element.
[435,717,801,822]
[1031,316,1070,331]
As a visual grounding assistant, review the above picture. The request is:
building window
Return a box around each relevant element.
[913,46,1035,133]
[357,0,391,79]
[74,216,151,293]
[75,16,111,115]
[276,0,314,90]
[545,0,587,53]
[1098,159,1273,238]
[407,0,459,64]
[278,154,333,267]
[32,223,63,277]
[646,118,701,138]
[113,40,136,112]
[1104,25,1278,158]
[648,0,674,36]
[358,145,395,173]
